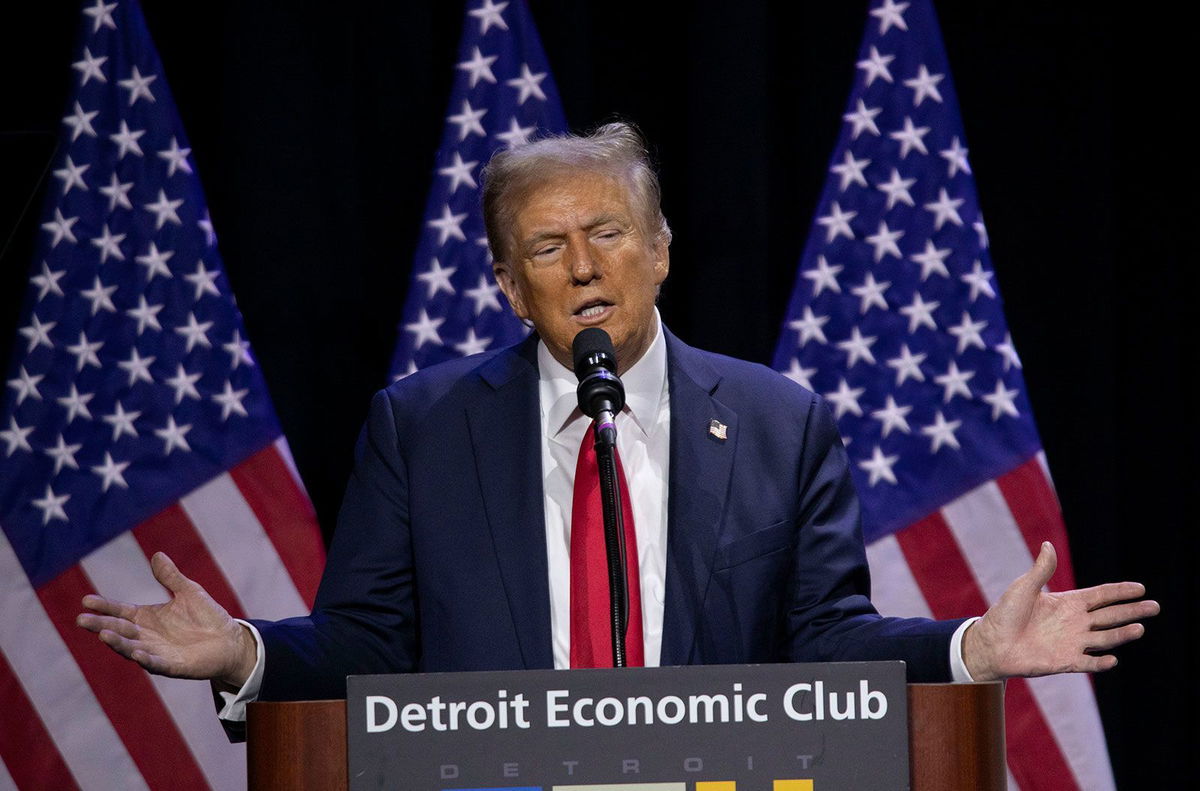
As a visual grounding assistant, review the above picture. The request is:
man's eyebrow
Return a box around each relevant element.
[521,214,630,248]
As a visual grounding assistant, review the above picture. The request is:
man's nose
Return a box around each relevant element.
[569,239,600,284]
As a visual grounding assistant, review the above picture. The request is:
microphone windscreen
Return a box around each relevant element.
[572,327,616,377]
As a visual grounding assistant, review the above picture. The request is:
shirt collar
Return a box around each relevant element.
[538,310,668,439]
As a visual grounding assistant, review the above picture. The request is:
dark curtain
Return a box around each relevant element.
[1,2,1193,784]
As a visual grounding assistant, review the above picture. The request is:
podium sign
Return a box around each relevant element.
[347,661,909,790]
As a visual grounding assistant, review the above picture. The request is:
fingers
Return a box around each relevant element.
[76,613,138,639]
[80,593,138,620]
[1084,622,1146,653]
[1088,599,1161,629]
[149,552,196,596]
[1079,581,1149,611]
[1016,541,1057,595]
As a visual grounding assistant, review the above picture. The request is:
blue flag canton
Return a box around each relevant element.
[0,0,281,586]
[389,0,568,381]
[773,0,1042,542]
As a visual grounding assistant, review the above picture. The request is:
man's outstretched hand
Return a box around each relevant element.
[76,552,257,688]
[963,542,1160,682]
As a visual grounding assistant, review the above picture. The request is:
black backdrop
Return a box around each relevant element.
[2,2,1194,785]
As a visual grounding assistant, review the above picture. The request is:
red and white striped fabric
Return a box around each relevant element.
[0,438,323,791]
[867,453,1115,791]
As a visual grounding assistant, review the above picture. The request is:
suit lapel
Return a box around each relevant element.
[466,338,554,669]
[660,331,738,665]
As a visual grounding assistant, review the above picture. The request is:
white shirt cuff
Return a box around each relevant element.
[216,620,266,722]
[949,617,981,683]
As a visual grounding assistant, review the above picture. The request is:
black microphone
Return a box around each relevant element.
[572,327,625,448]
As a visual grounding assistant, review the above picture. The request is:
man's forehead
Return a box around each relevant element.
[514,171,636,230]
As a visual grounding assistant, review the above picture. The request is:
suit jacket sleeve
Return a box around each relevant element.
[784,393,963,681]
[249,388,419,702]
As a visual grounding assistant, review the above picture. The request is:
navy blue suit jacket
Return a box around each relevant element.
[252,329,961,702]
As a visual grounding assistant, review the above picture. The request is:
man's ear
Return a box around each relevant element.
[492,262,527,319]
[652,239,670,285]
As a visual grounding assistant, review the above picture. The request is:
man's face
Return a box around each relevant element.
[493,168,669,374]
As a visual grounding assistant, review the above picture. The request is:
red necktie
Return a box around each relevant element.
[569,422,644,668]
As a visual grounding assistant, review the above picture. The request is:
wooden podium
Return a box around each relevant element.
[247,682,1005,790]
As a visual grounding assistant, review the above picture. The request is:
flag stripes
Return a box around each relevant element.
[869,456,1113,791]
[1,443,315,789]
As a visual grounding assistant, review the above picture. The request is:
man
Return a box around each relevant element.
[77,123,1157,723]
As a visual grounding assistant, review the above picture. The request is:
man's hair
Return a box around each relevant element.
[481,121,672,263]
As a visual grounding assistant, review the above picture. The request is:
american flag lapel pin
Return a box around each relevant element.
[708,419,728,441]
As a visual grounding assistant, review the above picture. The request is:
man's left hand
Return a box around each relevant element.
[963,542,1160,682]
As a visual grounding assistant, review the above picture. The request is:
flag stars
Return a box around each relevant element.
[875,168,916,210]
[856,46,895,86]
[495,117,535,149]
[8,367,45,404]
[100,173,134,211]
[803,255,843,296]
[995,332,1022,371]
[948,311,988,353]
[175,312,214,352]
[447,99,487,141]
[53,156,90,195]
[109,120,146,159]
[103,401,141,441]
[42,208,79,247]
[889,116,931,158]
[871,0,910,35]
[865,220,904,261]
[899,291,939,332]
[118,66,157,106]
[72,46,108,85]
[428,204,468,245]
[921,410,962,452]
[61,103,98,141]
[886,344,927,385]
[144,189,184,229]
[982,380,1020,421]
[165,364,202,403]
[924,188,965,230]
[157,137,193,177]
[789,306,830,345]
[961,260,996,301]
[506,63,548,104]
[464,274,503,315]
[843,99,882,139]
[184,261,221,299]
[825,378,866,419]
[454,328,492,356]
[904,64,945,106]
[457,46,498,88]
[135,241,174,281]
[83,0,117,32]
[940,136,971,177]
[859,445,900,486]
[438,152,479,193]
[56,384,95,423]
[783,358,817,390]
[405,308,446,349]
[92,224,127,262]
[31,261,67,300]
[851,272,890,314]
[92,453,131,492]
[1,417,34,456]
[817,202,857,242]
[21,313,58,352]
[417,258,457,298]
[154,416,193,455]
[198,211,216,246]
[213,381,250,420]
[118,348,155,386]
[830,151,871,191]
[223,330,255,369]
[468,0,509,34]
[836,326,878,367]
[934,361,975,403]
[81,276,118,315]
[974,219,989,248]
[910,239,951,280]
[66,331,104,371]
[32,485,70,525]
[126,295,164,334]
[871,395,913,437]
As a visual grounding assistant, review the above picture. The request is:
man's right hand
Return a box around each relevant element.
[76,551,258,688]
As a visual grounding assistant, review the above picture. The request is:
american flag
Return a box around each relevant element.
[388,0,567,381]
[773,1,1114,789]
[0,1,324,788]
